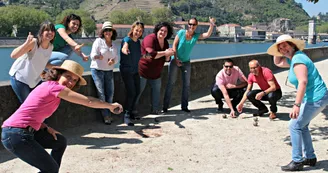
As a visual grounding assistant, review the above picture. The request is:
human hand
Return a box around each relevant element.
[108,58,115,66]
[165,49,175,57]
[255,92,264,100]
[25,32,34,44]
[209,17,216,26]
[225,83,236,89]
[122,47,130,55]
[46,127,61,140]
[110,103,123,114]
[82,54,89,61]
[230,110,237,118]
[236,103,243,113]
[289,105,300,119]
[74,43,85,52]
[175,58,182,67]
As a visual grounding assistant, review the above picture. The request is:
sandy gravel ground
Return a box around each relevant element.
[1,58,328,173]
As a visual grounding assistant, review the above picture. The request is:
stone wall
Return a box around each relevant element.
[0,47,327,131]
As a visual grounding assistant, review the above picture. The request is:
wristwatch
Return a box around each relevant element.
[294,103,301,107]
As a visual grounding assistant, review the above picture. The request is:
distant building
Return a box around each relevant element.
[270,18,292,32]
[217,24,244,37]
[266,32,283,41]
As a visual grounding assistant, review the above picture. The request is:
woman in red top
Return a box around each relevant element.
[136,22,175,116]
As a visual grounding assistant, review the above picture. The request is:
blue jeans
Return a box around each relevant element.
[49,45,73,66]
[163,60,191,109]
[1,127,67,173]
[289,91,328,162]
[136,76,162,112]
[91,69,114,117]
[10,75,33,103]
[120,71,140,113]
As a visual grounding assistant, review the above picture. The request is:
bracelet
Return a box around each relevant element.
[263,91,267,95]
[294,103,301,107]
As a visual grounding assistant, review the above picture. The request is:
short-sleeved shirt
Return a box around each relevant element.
[248,66,281,91]
[174,29,200,62]
[119,36,141,74]
[2,81,65,130]
[53,24,73,51]
[139,33,169,79]
[216,66,246,87]
[287,51,327,102]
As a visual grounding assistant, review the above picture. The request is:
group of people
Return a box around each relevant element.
[212,34,328,171]
[1,12,327,172]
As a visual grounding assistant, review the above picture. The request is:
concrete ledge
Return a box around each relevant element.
[0,47,327,131]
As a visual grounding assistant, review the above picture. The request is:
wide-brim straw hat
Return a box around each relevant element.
[53,60,87,85]
[267,34,305,56]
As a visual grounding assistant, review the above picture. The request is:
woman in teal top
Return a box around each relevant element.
[268,34,328,171]
[163,17,216,113]
[48,14,89,66]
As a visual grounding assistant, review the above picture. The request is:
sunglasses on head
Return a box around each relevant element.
[224,65,233,68]
[188,23,197,26]
[136,22,144,26]
[103,28,112,32]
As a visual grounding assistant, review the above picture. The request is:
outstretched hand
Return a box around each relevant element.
[110,103,123,114]
[74,43,85,52]
[209,17,216,26]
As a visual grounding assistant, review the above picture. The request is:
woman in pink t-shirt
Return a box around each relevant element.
[1,60,123,173]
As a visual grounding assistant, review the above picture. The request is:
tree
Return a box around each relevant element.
[0,5,50,37]
[307,0,319,4]
[151,7,174,24]
[56,9,96,36]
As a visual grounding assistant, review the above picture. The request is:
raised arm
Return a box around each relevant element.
[58,87,123,114]
[121,42,130,55]
[198,17,216,40]
[273,56,290,68]
[11,32,35,59]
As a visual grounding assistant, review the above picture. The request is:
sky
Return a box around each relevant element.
[295,0,328,17]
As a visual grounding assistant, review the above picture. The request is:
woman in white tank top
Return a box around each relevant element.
[9,22,56,103]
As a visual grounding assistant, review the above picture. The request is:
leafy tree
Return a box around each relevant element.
[56,9,96,36]
[151,7,174,24]
[0,15,12,37]
[0,5,50,37]
[307,0,319,3]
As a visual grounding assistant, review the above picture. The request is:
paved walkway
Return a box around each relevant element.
[1,58,328,173]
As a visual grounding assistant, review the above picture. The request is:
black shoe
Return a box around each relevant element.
[162,108,168,113]
[150,110,162,115]
[182,108,191,113]
[281,161,304,171]
[217,105,224,112]
[303,157,317,167]
[253,108,269,117]
[130,113,141,120]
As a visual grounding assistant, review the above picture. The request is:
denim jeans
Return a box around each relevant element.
[289,91,328,162]
[211,84,246,108]
[120,71,140,113]
[163,60,191,110]
[1,127,67,173]
[10,75,33,103]
[136,76,162,112]
[49,45,73,66]
[91,69,114,117]
[247,89,282,113]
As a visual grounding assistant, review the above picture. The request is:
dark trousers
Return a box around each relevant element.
[247,89,282,113]
[1,127,67,173]
[211,84,246,108]
[120,71,140,112]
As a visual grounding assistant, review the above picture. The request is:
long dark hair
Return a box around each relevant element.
[36,21,55,48]
[153,22,173,40]
[60,14,82,33]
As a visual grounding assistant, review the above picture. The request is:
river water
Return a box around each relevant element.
[0,42,327,81]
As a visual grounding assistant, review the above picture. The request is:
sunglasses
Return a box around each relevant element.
[224,65,233,68]
[188,23,197,26]
[103,28,112,32]
[135,22,144,26]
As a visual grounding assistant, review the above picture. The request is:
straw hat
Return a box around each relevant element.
[267,34,305,56]
[102,21,113,30]
[53,60,87,85]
